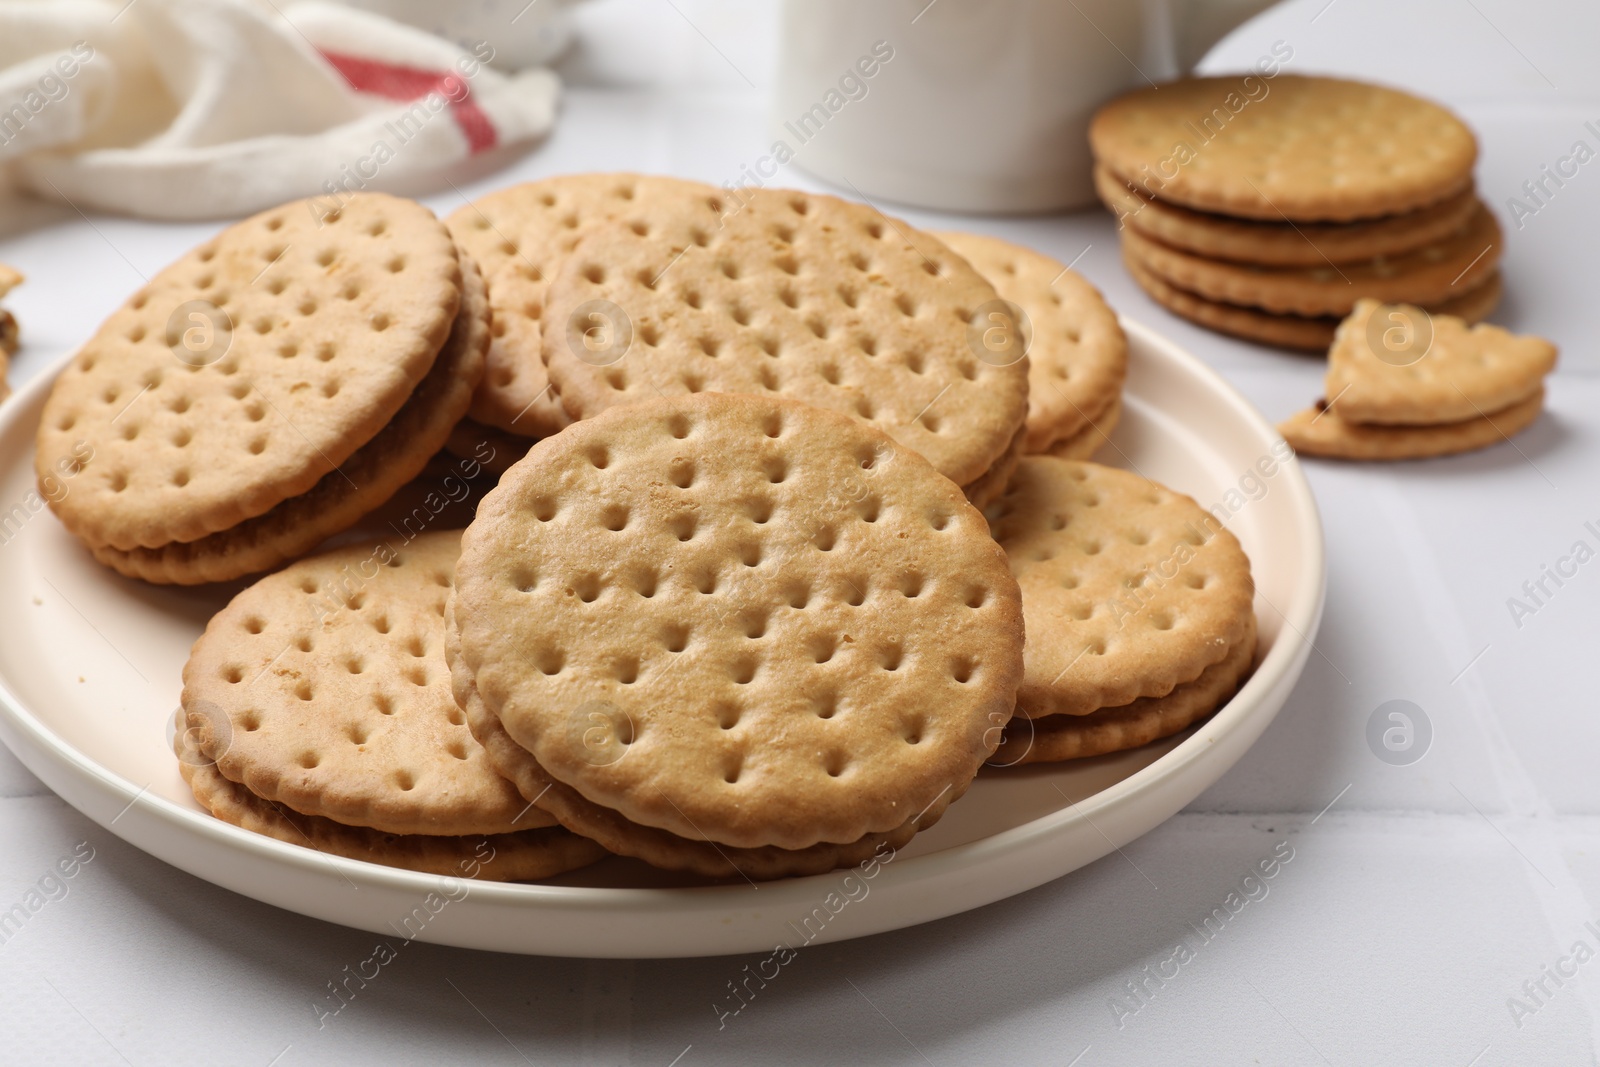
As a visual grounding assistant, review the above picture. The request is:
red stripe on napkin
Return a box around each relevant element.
[318,50,497,154]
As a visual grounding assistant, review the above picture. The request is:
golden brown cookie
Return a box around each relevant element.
[91,250,490,585]
[0,314,13,400]
[449,639,948,881]
[0,264,19,397]
[540,187,1027,492]
[179,755,604,881]
[1280,387,1544,460]
[446,174,727,439]
[932,231,1126,453]
[0,320,14,403]
[1122,202,1502,317]
[960,423,1026,511]
[453,393,1025,852]
[1096,166,1481,267]
[991,615,1255,765]
[1325,299,1556,425]
[37,193,462,551]
[988,458,1255,718]
[443,417,532,476]
[1091,75,1478,222]
[1124,250,1501,351]
[1042,396,1122,461]
[181,531,556,836]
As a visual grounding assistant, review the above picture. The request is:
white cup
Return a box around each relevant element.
[771,0,1280,214]
[332,0,578,70]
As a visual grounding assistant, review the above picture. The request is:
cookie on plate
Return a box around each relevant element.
[37,193,463,552]
[0,263,20,400]
[450,393,1026,878]
[539,187,1028,499]
[1042,395,1122,461]
[988,457,1256,720]
[991,614,1255,765]
[443,417,535,476]
[934,231,1126,456]
[177,531,606,880]
[178,742,604,881]
[446,174,728,440]
[448,647,940,881]
[93,248,490,584]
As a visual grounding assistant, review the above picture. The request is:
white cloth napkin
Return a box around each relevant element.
[0,0,561,219]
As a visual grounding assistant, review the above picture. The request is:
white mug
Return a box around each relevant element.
[771,0,1282,214]
[332,0,579,70]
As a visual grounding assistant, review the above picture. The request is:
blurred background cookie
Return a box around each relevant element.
[1281,300,1556,460]
[1092,74,1501,350]
[1091,74,1477,221]
[0,263,19,401]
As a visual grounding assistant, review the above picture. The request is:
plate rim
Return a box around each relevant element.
[0,316,1326,953]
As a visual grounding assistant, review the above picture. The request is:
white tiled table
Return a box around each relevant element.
[1,1,1596,1062]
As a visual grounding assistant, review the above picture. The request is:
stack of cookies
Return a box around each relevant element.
[933,232,1126,459]
[0,263,20,400]
[448,394,1028,879]
[35,193,489,584]
[987,458,1257,764]
[440,175,1129,474]
[176,532,606,880]
[1280,299,1557,460]
[30,174,1252,882]
[439,174,723,465]
[1091,75,1502,351]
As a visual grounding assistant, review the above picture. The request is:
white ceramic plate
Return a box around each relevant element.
[0,319,1323,958]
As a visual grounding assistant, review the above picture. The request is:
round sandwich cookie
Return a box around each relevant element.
[1120,202,1502,318]
[37,193,463,551]
[0,263,20,399]
[539,187,1029,497]
[987,457,1256,719]
[1091,75,1478,222]
[447,639,943,881]
[93,250,491,584]
[934,231,1127,455]
[450,393,1026,874]
[1096,167,1482,268]
[990,614,1256,765]
[446,173,728,440]
[1124,249,1502,351]
[181,532,568,841]
[178,736,605,881]
[960,422,1027,512]
[1042,396,1122,461]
